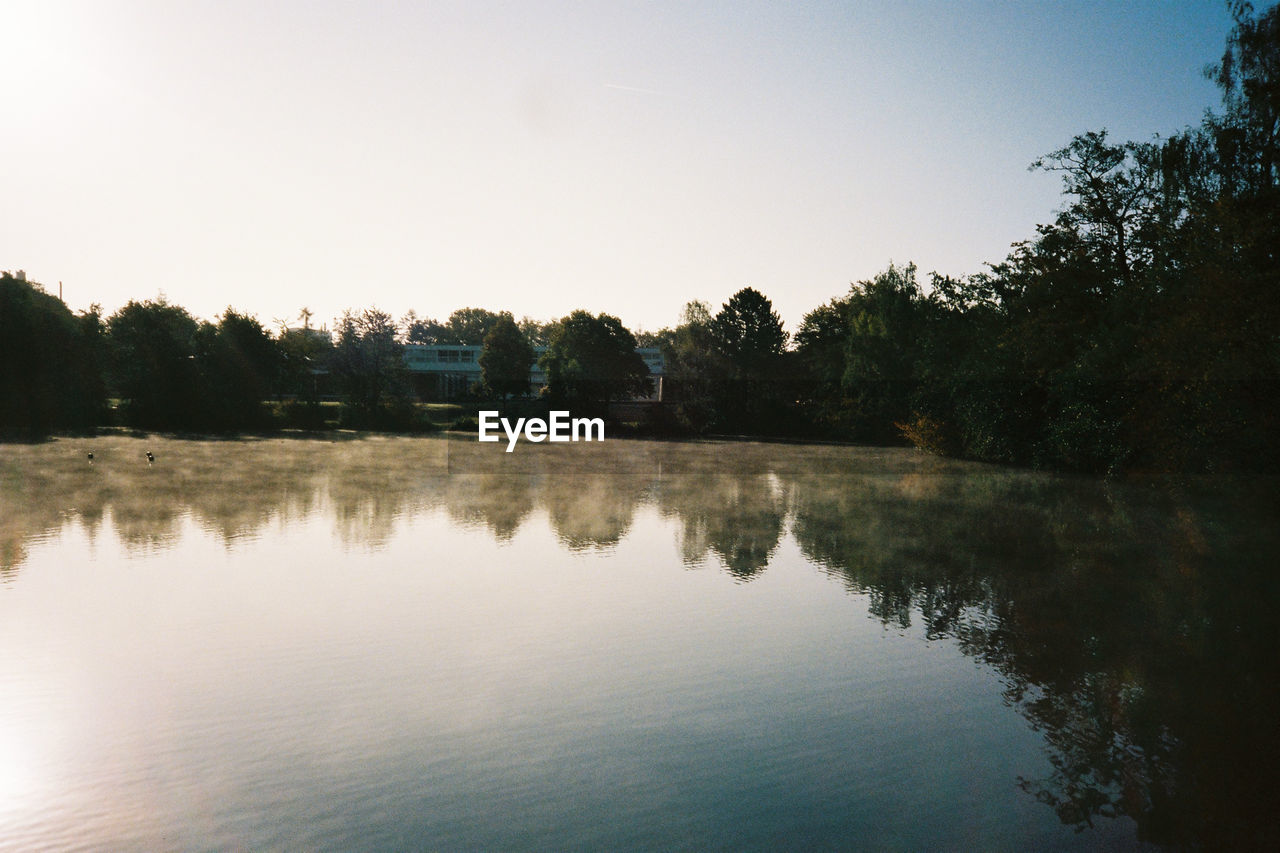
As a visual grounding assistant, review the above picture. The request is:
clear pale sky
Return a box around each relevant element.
[3,0,1234,335]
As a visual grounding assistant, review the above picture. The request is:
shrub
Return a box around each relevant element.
[896,414,956,456]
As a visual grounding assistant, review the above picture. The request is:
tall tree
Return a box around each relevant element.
[479,314,534,409]
[403,310,449,345]
[106,297,204,430]
[0,272,105,435]
[518,316,551,346]
[795,294,857,434]
[1031,131,1159,291]
[197,308,282,430]
[710,288,791,433]
[711,287,787,374]
[445,307,505,345]
[661,300,725,432]
[330,308,409,426]
[278,322,334,405]
[1207,0,1280,194]
[540,310,650,406]
[839,263,931,442]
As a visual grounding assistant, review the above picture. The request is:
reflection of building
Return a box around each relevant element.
[404,345,664,401]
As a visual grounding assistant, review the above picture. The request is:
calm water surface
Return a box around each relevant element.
[1,435,1277,850]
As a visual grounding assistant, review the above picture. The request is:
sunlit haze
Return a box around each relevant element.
[3,0,1232,333]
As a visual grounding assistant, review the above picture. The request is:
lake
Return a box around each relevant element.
[2,434,1277,850]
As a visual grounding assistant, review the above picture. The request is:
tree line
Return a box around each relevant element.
[664,1,1280,473]
[0,287,658,434]
[3,4,1276,471]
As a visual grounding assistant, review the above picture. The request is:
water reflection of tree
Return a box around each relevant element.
[445,438,661,550]
[791,468,1054,633]
[787,460,1280,848]
[659,470,787,581]
[442,472,535,542]
[0,435,448,566]
[324,438,448,548]
[7,436,1279,846]
[541,472,641,551]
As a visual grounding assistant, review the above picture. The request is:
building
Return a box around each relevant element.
[404,344,664,401]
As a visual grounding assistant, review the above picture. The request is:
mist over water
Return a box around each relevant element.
[2,435,1277,849]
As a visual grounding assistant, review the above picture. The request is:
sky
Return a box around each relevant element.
[2,0,1237,336]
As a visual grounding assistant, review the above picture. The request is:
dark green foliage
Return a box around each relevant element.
[709,288,793,434]
[104,299,284,433]
[1207,1,1280,194]
[479,313,533,403]
[106,298,205,431]
[795,297,855,433]
[0,272,106,435]
[795,264,931,442]
[840,264,927,442]
[658,301,724,432]
[444,307,504,345]
[278,325,334,406]
[402,311,449,345]
[405,307,507,346]
[656,290,802,435]
[790,7,1280,473]
[198,309,282,431]
[711,287,787,373]
[330,308,410,429]
[279,399,330,430]
[540,310,651,406]
[517,316,551,346]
